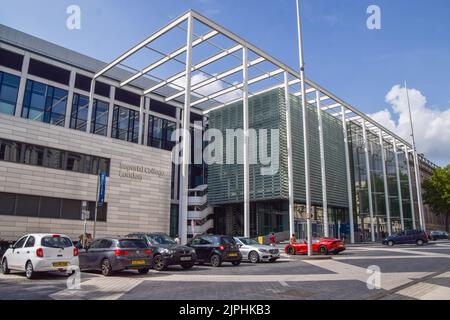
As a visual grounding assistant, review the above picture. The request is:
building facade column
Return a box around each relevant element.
[342,106,355,243]
[393,139,405,230]
[362,121,375,242]
[379,130,392,235]
[404,146,416,229]
[284,72,295,238]
[316,90,328,237]
[242,46,250,238]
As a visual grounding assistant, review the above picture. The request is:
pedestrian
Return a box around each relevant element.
[174,235,181,244]
[290,233,297,244]
[269,232,277,246]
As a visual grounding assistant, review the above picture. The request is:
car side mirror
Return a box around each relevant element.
[237,244,242,249]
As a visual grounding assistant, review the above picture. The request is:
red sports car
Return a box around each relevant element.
[285,238,346,255]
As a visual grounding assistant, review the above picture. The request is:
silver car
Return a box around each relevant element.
[234,237,280,263]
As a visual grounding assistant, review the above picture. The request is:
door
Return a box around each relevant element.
[20,236,36,269]
[8,236,28,269]
[79,239,103,270]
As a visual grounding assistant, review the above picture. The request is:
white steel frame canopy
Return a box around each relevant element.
[89,10,429,244]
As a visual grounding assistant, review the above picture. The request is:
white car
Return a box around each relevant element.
[234,237,280,263]
[1,233,79,279]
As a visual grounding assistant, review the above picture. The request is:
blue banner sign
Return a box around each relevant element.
[98,172,107,207]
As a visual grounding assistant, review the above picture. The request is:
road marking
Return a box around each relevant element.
[279,280,290,287]
[396,282,450,300]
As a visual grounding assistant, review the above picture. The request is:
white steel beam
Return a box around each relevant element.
[242,47,250,238]
[379,130,392,236]
[393,138,405,231]
[165,57,264,102]
[404,146,417,229]
[321,103,341,111]
[362,120,375,242]
[94,12,190,79]
[143,44,243,95]
[178,15,194,245]
[284,72,295,239]
[86,79,95,133]
[316,90,328,237]
[120,30,219,87]
[342,106,355,243]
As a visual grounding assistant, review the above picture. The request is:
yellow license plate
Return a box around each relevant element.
[53,262,68,267]
[131,260,146,265]
[228,252,238,257]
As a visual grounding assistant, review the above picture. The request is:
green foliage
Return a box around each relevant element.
[422,165,450,231]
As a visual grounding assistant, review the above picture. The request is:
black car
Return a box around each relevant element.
[430,231,449,241]
[127,233,196,271]
[382,229,428,246]
[188,235,242,267]
[0,241,11,259]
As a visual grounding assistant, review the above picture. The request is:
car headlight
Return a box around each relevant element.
[161,248,174,255]
[258,249,268,253]
[190,249,196,254]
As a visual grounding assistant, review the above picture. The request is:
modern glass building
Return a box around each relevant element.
[0,10,442,243]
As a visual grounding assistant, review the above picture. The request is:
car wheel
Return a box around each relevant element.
[388,240,394,247]
[249,251,260,263]
[101,258,113,276]
[25,261,35,279]
[231,260,241,266]
[138,268,150,274]
[1,259,10,275]
[416,239,424,246]
[152,255,167,271]
[181,263,194,269]
[210,254,222,267]
[288,246,296,255]
[318,246,328,255]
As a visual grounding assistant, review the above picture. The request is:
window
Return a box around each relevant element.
[0,48,24,71]
[91,99,109,136]
[0,192,107,221]
[148,115,176,150]
[70,93,89,131]
[118,239,148,249]
[112,105,139,143]
[0,138,110,175]
[27,59,70,85]
[24,236,35,248]
[99,239,113,248]
[13,236,28,249]
[21,79,67,126]
[0,71,20,115]
[41,236,72,248]
[89,239,103,249]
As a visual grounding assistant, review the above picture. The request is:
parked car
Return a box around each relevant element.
[382,229,428,246]
[285,237,346,255]
[0,240,11,259]
[188,235,242,267]
[127,233,196,271]
[1,233,79,279]
[429,231,449,241]
[78,237,153,276]
[233,237,279,263]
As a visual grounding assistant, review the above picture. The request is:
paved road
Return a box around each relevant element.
[1,241,449,300]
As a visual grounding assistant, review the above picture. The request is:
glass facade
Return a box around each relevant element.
[112,105,139,143]
[0,71,20,115]
[22,79,67,126]
[148,115,176,150]
[70,93,89,131]
[90,99,109,136]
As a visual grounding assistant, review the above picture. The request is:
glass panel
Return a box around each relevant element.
[91,99,109,136]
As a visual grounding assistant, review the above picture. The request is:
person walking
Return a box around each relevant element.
[174,235,181,245]
[269,232,277,246]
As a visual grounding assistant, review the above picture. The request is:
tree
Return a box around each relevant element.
[422,165,450,232]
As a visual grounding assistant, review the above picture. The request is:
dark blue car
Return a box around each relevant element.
[382,229,428,246]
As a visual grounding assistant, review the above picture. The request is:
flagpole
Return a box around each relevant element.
[296,0,312,256]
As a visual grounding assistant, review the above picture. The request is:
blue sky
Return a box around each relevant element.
[1,0,449,164]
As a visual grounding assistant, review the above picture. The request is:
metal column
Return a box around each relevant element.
[284,72,295,238]
[404,146,416,229]
[393,139,405,230]
[178,14,194,245]
[379,130,392,236]
[296,0,312,255]
[316,91,328,237]
[242,47,250,238]
[362,121,375,242]
[413,151,425,231]
[342,106,355,243]
[86,80,96,134]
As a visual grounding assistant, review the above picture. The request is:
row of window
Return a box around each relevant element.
[0,192,107,222]
[0,69,207,152]
[0,137,110,175]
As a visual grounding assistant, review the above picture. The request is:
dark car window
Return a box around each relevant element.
[218,237,236,245]
[191,237,202,245]
[24,236,35,248]
[41,236,72,248]
[118,239,148,249]
[148,234,176,245]
[89,239,103,249]
[99,239,113,248]
[14,236,28,249]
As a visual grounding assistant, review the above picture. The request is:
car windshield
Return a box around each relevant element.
[41,236,72,248]
[238,238,259,245]
[118,239,148,249]
[220,237,236,245]
[147,234,176,245]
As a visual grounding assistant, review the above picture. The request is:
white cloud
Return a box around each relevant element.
[369,85,450,166]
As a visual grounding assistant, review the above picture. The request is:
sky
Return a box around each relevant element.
[0,0,449,165]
